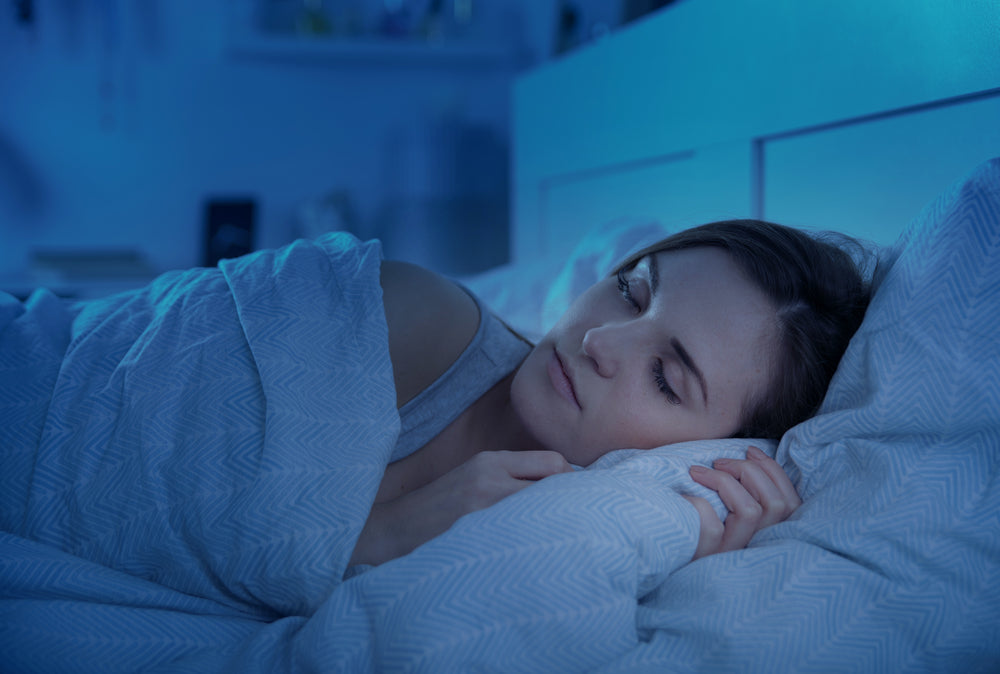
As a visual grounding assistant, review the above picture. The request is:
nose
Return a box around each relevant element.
[581,324,622,378]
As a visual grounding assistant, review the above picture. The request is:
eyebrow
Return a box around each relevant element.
[647,255,709,407]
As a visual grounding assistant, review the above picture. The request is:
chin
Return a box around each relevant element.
[511,347,612,466]
[510,367,564,454]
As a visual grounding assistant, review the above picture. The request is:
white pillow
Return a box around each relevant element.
[775,157,1000,581]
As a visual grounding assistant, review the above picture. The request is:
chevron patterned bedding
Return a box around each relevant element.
[2,160,999,672]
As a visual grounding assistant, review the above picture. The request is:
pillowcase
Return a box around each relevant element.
[774,157,1000,592]
[786,157,1000,488]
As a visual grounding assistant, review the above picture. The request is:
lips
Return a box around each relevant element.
[547,349,581,409]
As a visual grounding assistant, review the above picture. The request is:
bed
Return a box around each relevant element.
[4,2,1000,672]
[2,157,998,672]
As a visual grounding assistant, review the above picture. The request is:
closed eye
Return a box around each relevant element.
[653,359,682,405]
[617,268,640,313]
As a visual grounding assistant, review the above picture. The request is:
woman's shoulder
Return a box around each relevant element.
[380,260,480,408]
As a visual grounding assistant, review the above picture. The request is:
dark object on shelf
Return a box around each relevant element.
[554,2,580,55]
[14,0,33,24]
[203,198,257,267]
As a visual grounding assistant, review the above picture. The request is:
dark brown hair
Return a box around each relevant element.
[617,219,872,439]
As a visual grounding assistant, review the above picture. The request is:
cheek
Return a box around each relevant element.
[611,390,720,448]
[600,390,672,448]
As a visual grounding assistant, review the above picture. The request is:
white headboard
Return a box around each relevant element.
[512,0,1000,264]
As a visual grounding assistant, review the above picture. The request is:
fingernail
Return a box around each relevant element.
[748,446,767,460]
[689,465,708,475]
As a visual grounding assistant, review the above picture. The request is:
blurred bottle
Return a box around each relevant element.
[554,1,580,55]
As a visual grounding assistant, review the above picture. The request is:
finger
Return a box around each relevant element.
[712,458,789,529]
[496,450,574,480]
[458,454,548,509]
[690,466,763,552]
[681,494,724,561]
[746,446,803,510]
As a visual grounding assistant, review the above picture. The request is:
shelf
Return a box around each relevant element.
[228,34,518,67]
[1,275,157,301]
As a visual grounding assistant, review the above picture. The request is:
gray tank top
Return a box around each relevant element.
[390,291,532,463]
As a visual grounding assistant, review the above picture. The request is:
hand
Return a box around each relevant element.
[351,450,573,567]
[683,446,801,561]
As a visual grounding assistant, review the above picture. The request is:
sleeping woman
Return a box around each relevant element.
[0,218,870,618]
[353,219,871,567]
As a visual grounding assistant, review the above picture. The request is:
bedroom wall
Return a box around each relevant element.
[0,0,581,292]
[0,0,661,292]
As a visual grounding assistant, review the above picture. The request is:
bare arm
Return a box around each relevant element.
[380,259,480,408]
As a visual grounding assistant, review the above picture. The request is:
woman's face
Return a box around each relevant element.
[510,247,778,466]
